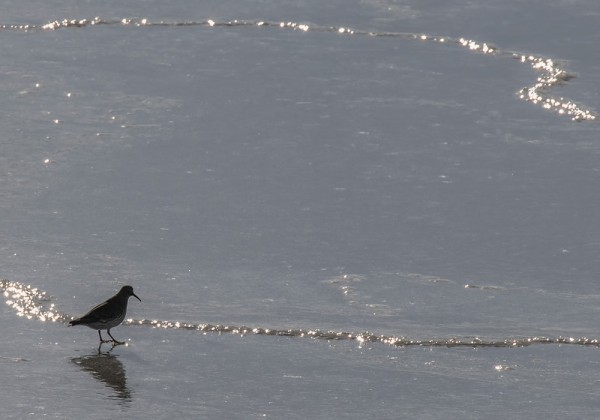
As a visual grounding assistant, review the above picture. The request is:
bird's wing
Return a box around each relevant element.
[74,298,123,323]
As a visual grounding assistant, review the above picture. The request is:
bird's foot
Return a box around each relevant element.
[107,330,126,345]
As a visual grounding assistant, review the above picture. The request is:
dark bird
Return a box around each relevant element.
[69,285,141,345]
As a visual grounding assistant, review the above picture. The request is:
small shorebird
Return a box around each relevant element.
[69,285,141,345]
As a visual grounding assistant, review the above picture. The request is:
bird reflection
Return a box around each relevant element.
[71,350,132,402]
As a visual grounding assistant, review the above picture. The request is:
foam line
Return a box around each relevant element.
[0,17,595,121]
[3,280,599,348]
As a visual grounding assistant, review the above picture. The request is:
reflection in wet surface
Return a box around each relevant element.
[71,351,132,403]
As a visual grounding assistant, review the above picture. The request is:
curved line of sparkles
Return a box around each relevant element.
[2,280,599,348]
[0,17,595,122]
[123,318,600,348]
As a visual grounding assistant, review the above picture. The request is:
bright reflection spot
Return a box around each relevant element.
[1,280,65,323]
[514,53,596,121]
[43,17,102,30]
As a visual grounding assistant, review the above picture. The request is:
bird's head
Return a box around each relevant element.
[120,285,141,302]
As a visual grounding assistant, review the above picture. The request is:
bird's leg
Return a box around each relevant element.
[107,329,125,345]
[98,330,112,344]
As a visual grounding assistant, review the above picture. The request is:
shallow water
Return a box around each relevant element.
[1,0,600,418]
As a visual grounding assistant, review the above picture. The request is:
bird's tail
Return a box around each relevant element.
[68,319,80,326]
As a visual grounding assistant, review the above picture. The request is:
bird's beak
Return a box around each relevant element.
[133,293,141,302]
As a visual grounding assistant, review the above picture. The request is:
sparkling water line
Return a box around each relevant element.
[123,318,600,348]
[0,16,595,122]
[3,280,599,349]
[1,279,69,323]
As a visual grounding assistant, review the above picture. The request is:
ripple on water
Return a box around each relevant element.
[0,17,594,122]
[2,280,599,349]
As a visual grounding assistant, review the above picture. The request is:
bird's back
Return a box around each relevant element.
[69,294,129,329]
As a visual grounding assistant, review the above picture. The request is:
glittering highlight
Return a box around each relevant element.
[1,280,67,323]
[0,16,594,121]
[2,280,599,349]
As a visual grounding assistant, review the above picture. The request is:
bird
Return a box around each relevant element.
[69,285,141,345]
